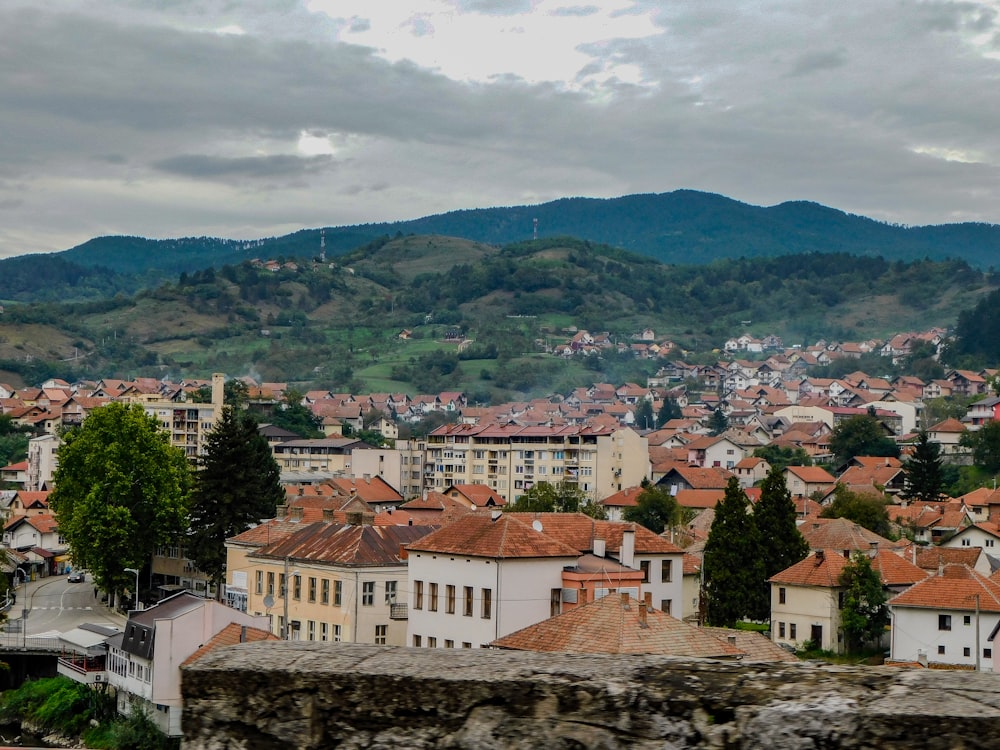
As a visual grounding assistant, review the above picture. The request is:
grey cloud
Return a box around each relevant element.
[551,6,600,18]
[151,153,335,181]
[347,16,370,33]
[787,49,847,77]
[454,0,533,15]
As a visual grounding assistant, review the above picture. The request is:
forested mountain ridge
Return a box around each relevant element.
[4,190,1000,304]
[0,236,994,394]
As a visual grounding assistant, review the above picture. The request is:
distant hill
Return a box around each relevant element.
[4,189,1000,304]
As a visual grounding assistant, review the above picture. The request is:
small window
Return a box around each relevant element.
[464,586,474,616]
[321,579,330,605]
[985,648,992,658]
[790,623,797,640]
[385,581,397,605]
[429,582,439,612]
[779,622,786,638]
[444,639,454,648]
[639,561,650,583]
[334,580,342,607]
[939,614,952,631]
[414,581,424,610]
[362,581,375,606]
[964,647,971,657]
[661,599,672,614]
[482,588,492,619]
[964,615,972,626]
[428,636,437,648]
[661,560,673,583]
[413,634,422,647]
[779,587,787,605]
[938,645,946,654]
[374,624,387,645]
[308,577,317,603]
[446,585,456,614]
[462,642,472,649]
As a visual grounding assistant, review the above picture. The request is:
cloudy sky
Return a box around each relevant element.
[2,0,1000,258]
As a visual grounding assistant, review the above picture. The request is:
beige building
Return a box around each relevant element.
[141,373,225,460]
[271,438,364,474]
[423,423,649,502]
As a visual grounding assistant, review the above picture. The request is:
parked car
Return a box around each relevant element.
[68,571,85,583]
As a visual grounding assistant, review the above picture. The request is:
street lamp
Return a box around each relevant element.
[124,568,140,612]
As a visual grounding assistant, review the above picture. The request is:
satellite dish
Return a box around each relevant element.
[263,595,274,609]
[532,520,544,533]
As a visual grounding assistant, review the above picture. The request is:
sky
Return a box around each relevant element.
[3,0,1000,258]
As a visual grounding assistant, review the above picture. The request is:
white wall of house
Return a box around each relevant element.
[891,606,998,671]
[407,553,574,648]
[682,572,701,621]
[636,553,684,619]
[943,528,1000,553]
[770,583,841,653]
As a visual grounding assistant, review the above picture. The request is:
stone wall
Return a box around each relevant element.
[181,642,1000,749]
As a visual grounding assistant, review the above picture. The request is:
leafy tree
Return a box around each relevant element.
[187,407,284,589]
[820,484,892,538]
[752,445,812,474]
[0,414,31,475]
[703,477,766,626]
[633,400,655,431]
[268,389,323,438]
[656,397,682,428]
[829,414,900,465]
[838,552,889,653]
[959,420,1000,474]
[753,467,809,583]
[707,408,729,437]
[189,378,249,408]
[49,403,192,599]
[623,479,687,534]
[506,481,605,518]
[902,431,945,502]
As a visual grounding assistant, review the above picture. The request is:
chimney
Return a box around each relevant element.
[363,473,371,482]
[290,506,304,521]
[211,372,225,412]
[620,591,630,607]
[815,549,825,564]
[276,503,287,518]
[579,587,589,604]
[638,602,648,628]
[322,508,335,522]
[593,538,606,558]
[644,591,653,611]
[621,527,636,570]
[240,625,248,643]
[869,540,879,558]
[399,544,409,561]
[345,511,363,525]
[727,635,737,646]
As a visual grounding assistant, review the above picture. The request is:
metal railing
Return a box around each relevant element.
[0,633,63,653]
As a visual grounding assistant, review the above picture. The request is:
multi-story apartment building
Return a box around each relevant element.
[25,433,59,491]
[270,437,364,474]
[423,423,649,503]
[140,372,225,460]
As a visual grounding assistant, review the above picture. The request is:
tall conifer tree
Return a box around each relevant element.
[902,431,945,502]
[753,466,809,621]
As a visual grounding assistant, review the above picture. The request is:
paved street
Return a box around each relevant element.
[4,572,127,637]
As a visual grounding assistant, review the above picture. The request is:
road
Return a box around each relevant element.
[6,573,126,636]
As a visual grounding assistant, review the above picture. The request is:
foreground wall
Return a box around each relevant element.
[181,642,1000,749]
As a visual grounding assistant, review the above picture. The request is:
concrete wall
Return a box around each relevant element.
[182,642,1000,749]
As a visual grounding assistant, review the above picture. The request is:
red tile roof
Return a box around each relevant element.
[254,522,436,566]
[784,465,836,484]
[798,517,898,552]
[770,550,851,587]
[891,565,1000,613]
[181,623,279,667]
[491,593,744,658]
[504,513,683,555]
[406,513,581,559]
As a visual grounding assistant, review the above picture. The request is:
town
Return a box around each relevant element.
[1,319,999,743]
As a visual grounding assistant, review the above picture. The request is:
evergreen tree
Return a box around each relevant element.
[623,479,685,534]
[820,484,893,538]
[838,552,889,653]
[753,466,809,611]
[703,477,765,627]
[633,400,655,431]
[656,397,681,428]
[187,407,285,589]
[707,408,729,437]
[902,431,945,502]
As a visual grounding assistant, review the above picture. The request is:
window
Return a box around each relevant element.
[415,581,424,610]
[413,635,422,647]
[462,642,472,648]
[661,560,672,583]
[320,623,328,641]
[362,581,375,606]
[308,577,317,603]
[321,579,330,605]
[375,625,387,645]
[988,539,996,548]
[838,591,845,610]
[639,560,650,583]
[964,615,972,626]
[789,624,797,640]
[482,588,492,619]
[779,587,786,604]
[661,599,672,614]
[939,614,952,631]
[446,585,456,614]
[964,647,971,657]
[445,639,454,648]
[255,570,263,595]
[267,571,275,596]
[333,624,342,642]
[551,588,561,617]
[962,539,971,547]
[428,636,437,648]
[293,575,301,600]
[779,622,786,638]
[429,582,439,611]
[385,580,397,604]
[307,620,315,641]
[986,649,993,658]
[938,645,946,654]
[464,586,474,616]
[334,580,342,607]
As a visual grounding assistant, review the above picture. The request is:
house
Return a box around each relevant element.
[490,591,744,659]
[105,592,274,737]
[782,466,836,499]
[685,435,747,470]
[443,483,507,510]
[797,517,900,557]
[2,513,66,575]
[733,457,770,489]
[770,549,926,654]
[942,522,1000,553]
[965,396,1000,428]
[270,437,365,474]
[837,462,907,496]
[600,485,643,521]
[889,564,1000,671]
[0,460,28,489]
[926,418,969,461]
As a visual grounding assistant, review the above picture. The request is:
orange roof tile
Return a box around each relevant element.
[181,623,279,667]
[407,513,581,559]
[799,517,898,552]
[892,565,1000,613]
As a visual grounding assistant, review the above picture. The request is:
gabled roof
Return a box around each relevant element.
[770,550,850,587]
[445,483,506,507]
[253,522,435,566]
[798,517,898,553]
[406,513,581,559]
[600,486,643,508]
[891,564,1000,613]
[912,546,984,572]
[784,465,836,484]
[658,465,734,489]
[181,622,279,667]
[702,627,799,662]
[490,593,744,658]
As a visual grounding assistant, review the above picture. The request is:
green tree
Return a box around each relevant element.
[707,408,729,437]
[49,403,192,599]
[752,445,812,474]
[703,477,765,627]
[820,484,892,538]
[187,407,284,589]
[506,482,606,518]
[623,480,687,534]
[269,389,323,438]
[902,431,945,502]
[753,466,809,586]
[960,420,1000,474]
[0,414,31,477]
[656,397,682,428]
[829,414,900,464]
[838,552,889,653]
[633,400,655,431]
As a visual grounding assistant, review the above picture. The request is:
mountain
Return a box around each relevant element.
[3,190,1000,306]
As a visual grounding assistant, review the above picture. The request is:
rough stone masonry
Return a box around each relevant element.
[181,642,1000,749]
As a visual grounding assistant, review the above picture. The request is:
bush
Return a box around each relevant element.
[0,676,111,736]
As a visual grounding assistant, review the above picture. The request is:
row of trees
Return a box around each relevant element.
[49,403,284,604]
